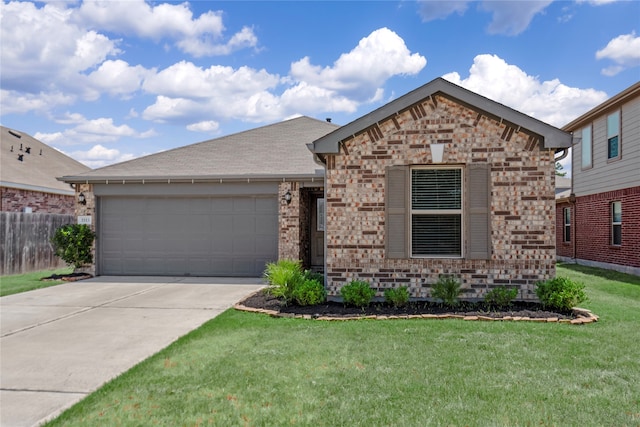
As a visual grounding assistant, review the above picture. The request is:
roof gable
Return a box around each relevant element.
[311,78,571,154]
[61,116,338,184]
[1,126,90,194]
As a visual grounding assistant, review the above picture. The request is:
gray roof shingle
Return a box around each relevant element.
[1,126,90,195]
[61,116,338,184]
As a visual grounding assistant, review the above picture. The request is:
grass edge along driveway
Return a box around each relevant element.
[46,264,640,427]
[0,267,72,297]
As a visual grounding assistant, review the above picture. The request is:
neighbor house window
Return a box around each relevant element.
[563,207,571,243]
[607,111,620,160]
[410,167,462,257]
[611,201,622,246]
[581,125,592,169]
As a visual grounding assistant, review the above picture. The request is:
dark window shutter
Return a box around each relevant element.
[386,165,408,259]
[466,164,491,259]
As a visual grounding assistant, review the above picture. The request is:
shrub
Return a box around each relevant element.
[292,279,326,306]
[341,280,376,308]
[484,287,518,308]
[51,224,96,269]
[263,259,304,304]
[431,275,462,307]
[535,277,587,311]
[384,286,410,308]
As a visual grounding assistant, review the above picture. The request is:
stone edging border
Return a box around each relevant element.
[233,301,599,325]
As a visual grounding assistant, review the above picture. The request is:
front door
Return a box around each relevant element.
[310,194,325,269]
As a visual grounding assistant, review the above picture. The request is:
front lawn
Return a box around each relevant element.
[0,267,73,297]
[46,265,640,426]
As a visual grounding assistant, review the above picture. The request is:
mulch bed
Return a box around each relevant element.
[41,273,93,282]
[236,289,599,324]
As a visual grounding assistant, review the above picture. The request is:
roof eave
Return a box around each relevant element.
[58,172,326,185]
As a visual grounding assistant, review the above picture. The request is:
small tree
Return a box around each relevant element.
[52,224,96,270]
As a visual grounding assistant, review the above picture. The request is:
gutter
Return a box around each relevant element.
[57,173,326,185]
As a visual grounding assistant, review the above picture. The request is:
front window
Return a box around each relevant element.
[607,111,620,160]
[563,207,571,243]
[581,125,592,169]
[611,201,622,246]
[411,167,462,257]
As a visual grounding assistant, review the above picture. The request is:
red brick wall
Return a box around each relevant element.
[1,187,75,215]
[324,94,557,301]
[556,201,574,258]
[574,186,640,268]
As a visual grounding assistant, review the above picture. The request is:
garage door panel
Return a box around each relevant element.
[100,196,277,276]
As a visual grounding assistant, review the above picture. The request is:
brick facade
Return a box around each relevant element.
[74,183,97,275]
[323,95,556,301]
[558,187,640,270]
[1,187,75,214]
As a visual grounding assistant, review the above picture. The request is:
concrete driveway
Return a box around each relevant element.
[0,276,264,427]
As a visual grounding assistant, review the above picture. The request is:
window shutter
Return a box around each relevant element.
[386,165,408,259]
[466,163,491,259]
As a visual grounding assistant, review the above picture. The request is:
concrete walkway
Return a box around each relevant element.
[0,276,264,427]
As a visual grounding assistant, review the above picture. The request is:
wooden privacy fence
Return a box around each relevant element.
[0,212,75,276]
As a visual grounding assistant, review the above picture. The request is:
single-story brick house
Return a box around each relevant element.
[309,78,571,300]
[61,78,571,300]
[60,117,338,277]
[1,126,90,214]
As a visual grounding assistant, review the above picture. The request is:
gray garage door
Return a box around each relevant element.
[99,196,278,276]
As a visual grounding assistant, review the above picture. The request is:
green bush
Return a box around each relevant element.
[384,286,410,308]
[263,259,304,304]
[484,287,518,308]
[292,279,326,306]
[51,224,96,269]
[341,280,376,308]
[535,277,587,311]
[431,275,462,307]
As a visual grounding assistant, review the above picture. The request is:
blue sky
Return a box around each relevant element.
[1,1,639,172]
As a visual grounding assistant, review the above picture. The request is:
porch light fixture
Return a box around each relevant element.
[78,192,87,205]
[283,190,292,205]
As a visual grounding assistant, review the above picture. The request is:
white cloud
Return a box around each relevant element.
[443,54,608,127]
[479,1,553,35]
[290,28,426,100]
[68,144,136,168]
[596,32,640,76]
[87,60,154,98]
[142,28,426,124]
[187,121,220,133]
[143,61,280,99]
[418,1,469,21]
[417,1,553,35]
[36,115,151,145]
[77,0,257,57]
[0,90,75,115]
[0,2,119,93]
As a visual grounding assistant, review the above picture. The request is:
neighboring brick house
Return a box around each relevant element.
[310,78,571,301]
[1,126,90,214]
[556,82,640,276]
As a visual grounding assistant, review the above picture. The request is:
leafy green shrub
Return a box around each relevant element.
[303,269,324,284]
[384,286,410,308]
[292,279,326,306]
[263,259,304,304]
[340,280,376,308]
[51,224,96,269]
[484,287,518,308]
[431,275,462,307]
[535,277,587,311]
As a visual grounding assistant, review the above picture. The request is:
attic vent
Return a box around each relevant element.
[8,129,22,138]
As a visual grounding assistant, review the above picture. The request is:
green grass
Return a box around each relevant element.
[45,265,640,426]
[0,267,73,297]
